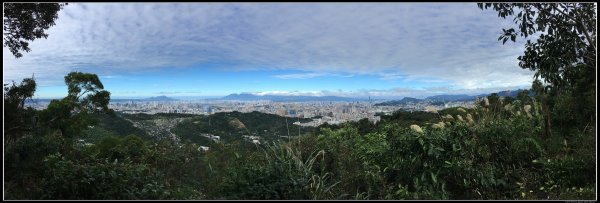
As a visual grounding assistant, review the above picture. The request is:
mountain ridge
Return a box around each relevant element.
[375,89,534,106]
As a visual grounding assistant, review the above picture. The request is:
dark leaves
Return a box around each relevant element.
[479,2,596,93]
[3,3,66,58]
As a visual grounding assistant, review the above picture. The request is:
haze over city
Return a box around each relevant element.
[4,3,535,99]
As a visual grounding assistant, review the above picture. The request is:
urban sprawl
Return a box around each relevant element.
[28,99,475,127]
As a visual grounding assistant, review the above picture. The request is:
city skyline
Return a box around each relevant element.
[4,3,535,99]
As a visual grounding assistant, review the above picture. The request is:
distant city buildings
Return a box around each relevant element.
[26,99,475,126]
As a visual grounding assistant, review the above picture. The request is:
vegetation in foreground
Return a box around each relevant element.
[3,72,595,199]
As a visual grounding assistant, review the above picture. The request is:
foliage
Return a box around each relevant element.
[171,111,313,145]
[4,77,37,144]
[5,80,595,200]
[478,3,596,136]
[379,110,440,127]
[40,152,168,200]
[3,3,67,58]
[216,142,338,200]
[4,132,68,199]
[80,113,150,143]
[284,93,593,200]
[37,72,112,139]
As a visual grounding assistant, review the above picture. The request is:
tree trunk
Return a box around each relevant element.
[543,105,552,138]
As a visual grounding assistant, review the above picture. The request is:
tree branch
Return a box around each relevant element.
[551,3,596,54]
[4,126,32,134]
[573,7,597,55]
[552,3,577,21]
[76,89,90,100]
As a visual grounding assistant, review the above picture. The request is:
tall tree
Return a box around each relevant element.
[39,72,112,138]
[478,3,597,134]
[478,3,595,87]
[3,76,37,144]
[3,3,67,58]
[4,72,112,143]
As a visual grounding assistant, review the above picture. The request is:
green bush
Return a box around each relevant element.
[217,142,338,200]
[40,153,165,199]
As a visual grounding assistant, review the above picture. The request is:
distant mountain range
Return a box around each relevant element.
[425,94,474,102]
[221,89,533,104]
[25,89,533,104]
[374,89,533,106]
[220,93,362,102]
[374,97,421,106]
[144,96,177,101]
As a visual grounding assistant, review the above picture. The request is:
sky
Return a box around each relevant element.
[3,3,536,99]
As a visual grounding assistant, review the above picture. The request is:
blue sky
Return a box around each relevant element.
[3,3,535,99]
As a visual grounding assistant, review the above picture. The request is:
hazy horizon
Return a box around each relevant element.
[27,88,528,101]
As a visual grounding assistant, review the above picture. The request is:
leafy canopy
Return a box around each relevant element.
[477,3,596,90]
[3,3,67,58]
[39,72,112,138]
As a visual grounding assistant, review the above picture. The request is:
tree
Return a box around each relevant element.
[39,72,112,138]
[64,72,112,114]
[478,3,595,87]
[532,79,553,137]
[3,3,67,58]
[3,76,37,144]
[516,89,532,105]
[478,3,597,133]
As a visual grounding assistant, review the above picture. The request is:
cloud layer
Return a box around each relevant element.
[249,84,528,99]
[3,3,535,95]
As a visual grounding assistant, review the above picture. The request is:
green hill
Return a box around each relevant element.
[171,111,314,146]
[79,113,150,144]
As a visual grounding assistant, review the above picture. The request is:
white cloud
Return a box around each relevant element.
[273,72,326,79]
[250,84,530,99]
[3,3,535,91]
[273,72,354,79]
